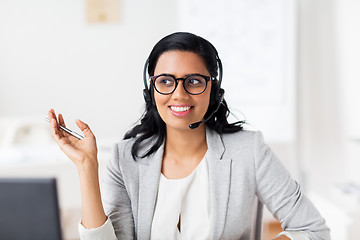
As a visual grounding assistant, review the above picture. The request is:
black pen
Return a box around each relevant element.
[45,117,84,140]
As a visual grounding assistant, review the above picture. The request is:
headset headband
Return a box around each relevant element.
[143,58,150,92]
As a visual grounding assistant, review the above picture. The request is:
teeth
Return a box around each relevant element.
[170,106,191,112]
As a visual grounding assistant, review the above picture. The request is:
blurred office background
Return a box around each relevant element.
[0,0,359,239]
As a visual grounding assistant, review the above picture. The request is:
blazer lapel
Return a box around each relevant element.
[136,129,231,239]
[206,128,232,240]
[137,143,164,239]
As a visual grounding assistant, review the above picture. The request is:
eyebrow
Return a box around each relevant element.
[159,73,207,78]
[184,73,203,77]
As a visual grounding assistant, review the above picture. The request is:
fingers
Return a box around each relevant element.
[48,109,57,124]
[48,109,70,140]
[48,109,61,140]
[48,109,92,140]
[58,113,66,127]
[76,119,94,138]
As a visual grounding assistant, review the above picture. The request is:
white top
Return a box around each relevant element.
[150,154,211,240]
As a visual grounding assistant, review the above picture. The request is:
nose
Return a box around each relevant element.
[172,80,189,100]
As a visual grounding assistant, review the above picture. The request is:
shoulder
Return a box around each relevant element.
[110,137,136,160]
[104,138,136,176]
[110,136,158,166]
[221,130,264,147]
[115,137,136,152]
[219,130,268,159]
[107,137,142,172]
[113,134,154,154]
[221,129,256,140]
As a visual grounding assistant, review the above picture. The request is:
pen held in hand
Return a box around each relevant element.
[45,117,84,140]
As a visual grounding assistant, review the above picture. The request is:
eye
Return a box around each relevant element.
[156,76,175,87]
[188,78,201,85]
[161,79,173,85]
[185,76,206,87]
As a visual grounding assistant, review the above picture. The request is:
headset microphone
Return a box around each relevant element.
[188,55,224,129]
[188,88,224,129]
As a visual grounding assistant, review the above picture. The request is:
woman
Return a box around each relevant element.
[48,32,330,240]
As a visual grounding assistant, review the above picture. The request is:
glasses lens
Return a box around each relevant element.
[154,75,176,94]
[184,75,207,94]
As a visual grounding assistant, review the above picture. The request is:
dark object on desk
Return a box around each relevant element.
[0,178,62,240]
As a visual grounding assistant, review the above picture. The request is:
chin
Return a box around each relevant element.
[166,121,205,132]
[166,124,190,131]
[165,121,192,131]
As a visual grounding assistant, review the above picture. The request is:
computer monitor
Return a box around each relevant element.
[0,178,62,240]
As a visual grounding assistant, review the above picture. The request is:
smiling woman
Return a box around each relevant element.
[153,51,212,132]
[124,32,243,161]
[48,32,330,240]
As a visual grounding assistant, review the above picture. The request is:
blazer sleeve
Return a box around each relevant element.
[253,131,330,240]
[101,143,136,239]
[78,143,135,240]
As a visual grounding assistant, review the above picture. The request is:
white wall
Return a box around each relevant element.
[297,0,346,192]
[334,0,360,184]
[296,2,360,238]
[0,0,177,141]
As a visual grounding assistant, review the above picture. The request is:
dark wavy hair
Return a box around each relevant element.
[124,32,244,159]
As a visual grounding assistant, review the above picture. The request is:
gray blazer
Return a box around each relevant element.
[102,128,330,240]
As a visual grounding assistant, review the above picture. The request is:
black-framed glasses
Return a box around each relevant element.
[150,74,215,95]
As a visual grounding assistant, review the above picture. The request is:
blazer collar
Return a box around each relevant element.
[137,141,164,239]
[206,127,232,240]
[205,126,226,159]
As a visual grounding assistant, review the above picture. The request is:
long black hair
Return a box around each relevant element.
[124,32,244,160]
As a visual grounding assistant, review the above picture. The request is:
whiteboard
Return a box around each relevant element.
[177,0,296,142]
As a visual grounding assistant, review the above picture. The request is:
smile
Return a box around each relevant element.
[170,106,191,112]
[168,105,193,117]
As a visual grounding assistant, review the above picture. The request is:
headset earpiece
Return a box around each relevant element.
[150,85,156,106]
[210,83,224,106]
[218,88,224,102]
[209,55,223,105]
[143,58,152,103]
[210,81,219,106]
[143,89,151,103]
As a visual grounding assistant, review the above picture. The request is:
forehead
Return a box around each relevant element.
[154,51,209,77]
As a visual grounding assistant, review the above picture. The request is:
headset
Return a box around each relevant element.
[142,55,224,129]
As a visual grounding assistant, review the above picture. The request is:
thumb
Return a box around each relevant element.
[75,119,94,138]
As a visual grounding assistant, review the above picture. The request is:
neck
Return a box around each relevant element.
[164,125,207,161]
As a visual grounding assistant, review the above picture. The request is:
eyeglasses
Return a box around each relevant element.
[150,74,215,95]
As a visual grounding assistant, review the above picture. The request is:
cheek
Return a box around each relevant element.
[153,94,165,121]
[203,95,211,111]
[201,89,212,109]
[154,92,168,111]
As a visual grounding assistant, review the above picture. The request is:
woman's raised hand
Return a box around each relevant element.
[48,109,98,169]
[48,109,107,228]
